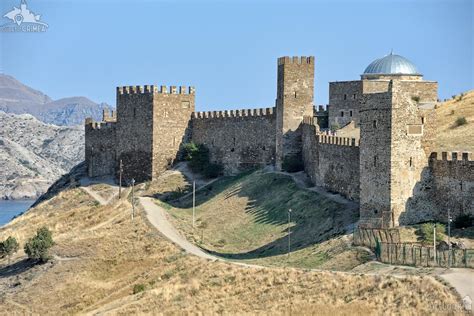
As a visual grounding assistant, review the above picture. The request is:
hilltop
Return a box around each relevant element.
[0,167,460,314]
[435,90,474,152]
[0,111,83,199]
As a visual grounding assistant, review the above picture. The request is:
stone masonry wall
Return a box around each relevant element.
[328,81,362,128]
[302,118,360,200]
[116,86,155,182]
[429,152,474,220]
[152,86,195,178]
[84,120,117,177]
[275,56,314,169]
[192,108,276,174]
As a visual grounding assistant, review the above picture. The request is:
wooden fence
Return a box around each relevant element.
[353,228,474,268]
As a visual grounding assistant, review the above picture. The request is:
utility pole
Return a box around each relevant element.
[119,159,123,199]
[192,180,196,229]
[131,178,135,220]
[288,209,292,258]
[433,224,437,264]
[448,209,452,269]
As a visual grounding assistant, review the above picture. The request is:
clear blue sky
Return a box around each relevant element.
[1,0,472,110]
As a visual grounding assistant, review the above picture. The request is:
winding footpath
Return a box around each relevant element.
[78,176,474,309]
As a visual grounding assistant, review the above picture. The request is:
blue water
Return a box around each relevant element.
[0,200,35,227]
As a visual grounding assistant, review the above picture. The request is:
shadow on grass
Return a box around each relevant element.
[0,259,38,279]
[148,169,359,260]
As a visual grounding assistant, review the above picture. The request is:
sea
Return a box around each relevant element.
[0,200,35,227]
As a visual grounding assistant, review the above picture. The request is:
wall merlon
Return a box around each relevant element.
[430,151,473,162]
[278,56,314,65]
[191,107,276,120]
[317,134,359,147]
[116,84,195,95]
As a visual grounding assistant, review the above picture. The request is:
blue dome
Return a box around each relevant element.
[363,53,420,75]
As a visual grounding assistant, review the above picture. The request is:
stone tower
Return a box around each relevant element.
[275,56,315,169]
[116,85,195,182]
[359,78,438,228]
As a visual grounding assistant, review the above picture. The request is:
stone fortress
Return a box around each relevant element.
[85,54,473,229]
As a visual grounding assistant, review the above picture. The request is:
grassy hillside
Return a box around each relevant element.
[0,170,461,314]
[435,90,474,152]
[157,170,369,270]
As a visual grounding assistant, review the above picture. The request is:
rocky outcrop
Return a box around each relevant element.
[0,111,84,200]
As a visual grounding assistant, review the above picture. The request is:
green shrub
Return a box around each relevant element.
[454,214,473,229]
[450,109,455,115]
[181,142,223,178]
[411,96,420,103]
[133,283,146,294]
[454,116,467,127]
[24,227,54,263]
[282,153,304,173]
[417,223,445,244]
[0,236,19,264]
[203,162,224,178]
[330,123,340,132]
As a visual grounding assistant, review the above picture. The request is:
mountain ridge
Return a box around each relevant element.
[0,74,112,126]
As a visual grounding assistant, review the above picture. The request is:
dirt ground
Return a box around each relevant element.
[0,172,464,314]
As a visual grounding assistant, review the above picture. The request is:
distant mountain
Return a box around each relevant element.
[0,74,111,126]
[0,111,84,200]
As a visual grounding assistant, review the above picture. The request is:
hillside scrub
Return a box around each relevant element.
[182,142,223,178]
[0,174,462,314]
[24,226,54,263]
[0,236,19,264]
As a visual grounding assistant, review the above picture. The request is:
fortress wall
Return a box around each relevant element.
[328,81,362,128]
[429,152,474,220]
[302,119,360,200]
[191,108,276,174]
[116,89,155,182]
[85,120,117,177]
[152,88,195,178]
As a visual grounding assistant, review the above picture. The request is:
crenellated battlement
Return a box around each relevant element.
[278,56,314,65]
[85,118,116,130]
[117,85,195,95]
[317,134,359,147]
[192,107,275,119]
[430,151,473,162]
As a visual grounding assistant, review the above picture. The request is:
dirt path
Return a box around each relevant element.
[79,177,120,206]
[440,269,474,306]
[139,197,264,270]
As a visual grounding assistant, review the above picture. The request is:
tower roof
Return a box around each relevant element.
[363,52,420,76]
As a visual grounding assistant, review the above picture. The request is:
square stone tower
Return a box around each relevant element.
[116,85,195,182]
[359,79,438,228]
[275,56,315,169]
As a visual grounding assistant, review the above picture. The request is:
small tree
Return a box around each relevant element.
[454,116,467,127]
[0,236,19,265]
[418,223,445,245]
[24,227,54,263]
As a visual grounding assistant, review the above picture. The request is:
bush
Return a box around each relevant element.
[203,162,224,178]
[282,153,304,173]
[0,236,19,264]
[411,96,420,103]
[24,227,54,263]
[182,142,223,178]
[417,223,445,244]
[454,116,467,127]
[133,283,146,294]
[454,214,473,229]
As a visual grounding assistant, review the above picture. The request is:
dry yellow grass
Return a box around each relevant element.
[435,90,474,152]
[0,180,463,314]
